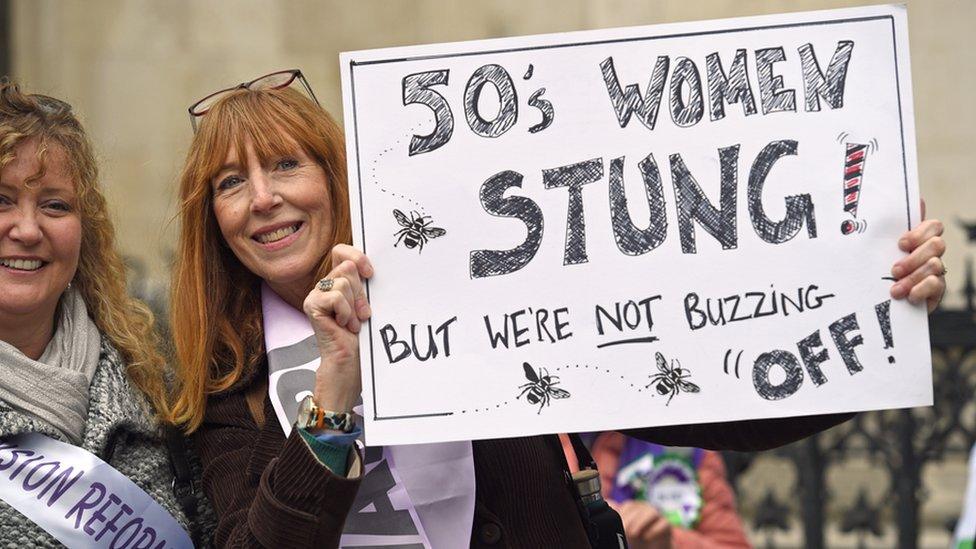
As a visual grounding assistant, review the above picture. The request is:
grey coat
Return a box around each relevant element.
[0,335,212,548]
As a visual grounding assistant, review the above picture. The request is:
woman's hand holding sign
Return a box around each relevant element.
[890,201,947,313]
[304,244,374,412]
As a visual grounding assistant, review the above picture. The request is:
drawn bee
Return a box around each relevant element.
[646,352,700,406]
[517,362,570,414]
[393,209,446,252]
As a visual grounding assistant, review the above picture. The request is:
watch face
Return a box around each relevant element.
[296,395,313,426]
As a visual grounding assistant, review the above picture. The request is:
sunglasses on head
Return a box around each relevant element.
[187,69,319,132]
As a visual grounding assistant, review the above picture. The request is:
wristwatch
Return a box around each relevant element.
[295,394,356,433]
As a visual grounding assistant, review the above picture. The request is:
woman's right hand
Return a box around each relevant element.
[304,244,374,412]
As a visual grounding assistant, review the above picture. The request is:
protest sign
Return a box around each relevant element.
[339,4,931,446]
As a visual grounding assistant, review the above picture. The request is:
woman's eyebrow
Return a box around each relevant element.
[211,162,245,182]
[36,184,76,196]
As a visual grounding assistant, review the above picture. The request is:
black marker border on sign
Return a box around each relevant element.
[348,14,912,422]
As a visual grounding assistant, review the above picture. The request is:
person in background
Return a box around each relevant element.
[592,433,749,549]
[0,80,207,545]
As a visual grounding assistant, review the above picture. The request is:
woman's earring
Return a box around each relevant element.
[66,281,72,290]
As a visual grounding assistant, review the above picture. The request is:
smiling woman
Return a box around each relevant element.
[210,143,335,308]
[0,80,208,546]
[0,140,80,341]
[169,79,367,547]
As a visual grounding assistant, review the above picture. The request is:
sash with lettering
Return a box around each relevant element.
[262,283,476,548]
[0,433,192,548]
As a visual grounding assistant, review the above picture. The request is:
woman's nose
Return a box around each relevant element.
[250,173,282,213]
[8,210,42,245]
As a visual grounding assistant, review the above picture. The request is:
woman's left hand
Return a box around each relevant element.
[890,202,946,313]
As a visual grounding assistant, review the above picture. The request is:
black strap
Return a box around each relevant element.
[568,433,597,471]
[545,433,600,547]
[164,425,202,547]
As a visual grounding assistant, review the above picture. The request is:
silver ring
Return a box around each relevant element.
[941,266,948,276]
[317,278,334,292]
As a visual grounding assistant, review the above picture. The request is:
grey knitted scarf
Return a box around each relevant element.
[0,288,101,443]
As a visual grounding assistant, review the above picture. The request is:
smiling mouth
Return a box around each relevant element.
[0,259,45,271]
[254,222,303,244]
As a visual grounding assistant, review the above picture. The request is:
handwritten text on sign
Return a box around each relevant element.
[340,5,931,445]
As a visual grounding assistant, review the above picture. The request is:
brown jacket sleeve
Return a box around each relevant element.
[195,384,361,548]
[621,413,853,452]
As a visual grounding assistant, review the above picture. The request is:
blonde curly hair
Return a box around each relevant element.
[0,80,170,417]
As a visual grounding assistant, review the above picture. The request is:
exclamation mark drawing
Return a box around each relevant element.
[875,300,895,364]
[841,142,869,235]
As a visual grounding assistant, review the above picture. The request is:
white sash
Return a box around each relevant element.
[0,433,192,549]
[262,283,476,549]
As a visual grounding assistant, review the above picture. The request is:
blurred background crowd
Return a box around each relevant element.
[3,1,972,546]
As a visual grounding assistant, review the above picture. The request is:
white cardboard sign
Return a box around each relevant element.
[340,5,931,446]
